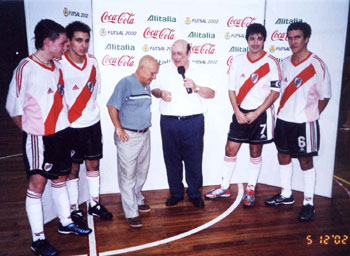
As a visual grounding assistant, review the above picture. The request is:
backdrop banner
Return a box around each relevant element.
[23,0,349,223]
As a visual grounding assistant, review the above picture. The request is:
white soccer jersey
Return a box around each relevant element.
[277,52,332,123]
[6,56,70,136]
[59,52,101,128]
[227,51,281,110]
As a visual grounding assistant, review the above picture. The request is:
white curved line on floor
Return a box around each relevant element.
[0,153,23,160]
[94,183,244,256]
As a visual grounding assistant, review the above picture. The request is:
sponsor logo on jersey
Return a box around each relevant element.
[188,32,215,39]
[101,11,135,24]
[147,15,176,22]
[87,81,94,92]
[73,84,79,90]
[251,73,259,84]
[143,27,175,40]
[294,77,302,88]
[275,18,303,24]
[44,163,53,172]
[240,73,245,78]
[71,150,76,157]
[260,134,266,139]
[48,88,54,94]
[57,84,64,96]
[227,16,256,27]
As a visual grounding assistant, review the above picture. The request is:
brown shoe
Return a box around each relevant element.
[126,216,142,228]
[138,204,151,213]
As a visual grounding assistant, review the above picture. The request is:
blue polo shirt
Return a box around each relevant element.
[107,74,152,130]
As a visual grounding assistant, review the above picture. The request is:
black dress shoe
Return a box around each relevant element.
[190,197,205,208]
[165,196,184,206]
[298,204,315,221]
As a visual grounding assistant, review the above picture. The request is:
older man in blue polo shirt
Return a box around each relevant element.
[107,55,159,228]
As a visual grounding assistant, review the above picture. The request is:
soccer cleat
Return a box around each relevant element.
[265,193,295,206]
[71,209,85,226]
[298,204,315,222]
[88,203,113,220]
[58,222,92,235]
[242,189,255,207]
[31,239,58,256]
[205,186,231,199]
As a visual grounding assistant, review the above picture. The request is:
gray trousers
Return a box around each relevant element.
[115,130,150,218]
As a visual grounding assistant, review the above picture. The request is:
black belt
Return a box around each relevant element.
[123,127,149,133]
[162,114,202,120]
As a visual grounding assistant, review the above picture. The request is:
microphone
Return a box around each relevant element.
[177,66,192,94]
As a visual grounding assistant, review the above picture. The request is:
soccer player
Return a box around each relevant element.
[205,23,281,208]
[265,22,331,222]
[60,21,113,226]
[6,19,91,256]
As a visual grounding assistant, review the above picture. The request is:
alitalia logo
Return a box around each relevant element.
[188,32,215,39]
[105,44,135,50]
[275,18,303,24]
[147,15,176,22]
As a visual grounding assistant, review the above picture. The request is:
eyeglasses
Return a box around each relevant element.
[171,51,186,57]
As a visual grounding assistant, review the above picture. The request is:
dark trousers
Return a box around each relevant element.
[160,114,204,199]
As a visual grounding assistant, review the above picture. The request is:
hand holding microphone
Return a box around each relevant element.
[177,66,192,94]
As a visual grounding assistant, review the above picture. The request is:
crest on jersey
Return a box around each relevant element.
[294,77,302,88]
[251,73,259,84]
[44,163,53,172]
[57,83,64,96]
[87,81,94,92]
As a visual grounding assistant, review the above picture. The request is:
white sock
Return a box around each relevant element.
[26,190,45,242]
[280,163,293,198]
[220,156,237,190]
[66,178,79,211]
[87,171,100,207]
[51,181,72,226]
[303,168,316,206]
[247,156,262,191]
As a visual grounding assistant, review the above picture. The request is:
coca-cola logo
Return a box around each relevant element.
[102,55,134,66]
[101,11,135,24]
[227,16,256,27]
[227,55,233,66]
[191,43,216,54]
[271,30,288,41]
[143,27,175,40]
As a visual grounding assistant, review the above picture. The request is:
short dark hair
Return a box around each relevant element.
[187,43,191,54]
[287,22,312,39]
[245,23,267,41]
[34,19,66,49]
[65,21,91,40]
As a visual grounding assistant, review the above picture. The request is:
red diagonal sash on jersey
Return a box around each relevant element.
[236,63,270,105]
[68,66,97,123]
[277,64,316,115]
[44,69,64,135]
